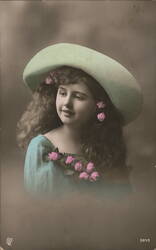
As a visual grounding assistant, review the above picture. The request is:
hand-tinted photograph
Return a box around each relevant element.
[1,1,156,250]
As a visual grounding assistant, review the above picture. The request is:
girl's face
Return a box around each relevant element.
[56,81,96,128]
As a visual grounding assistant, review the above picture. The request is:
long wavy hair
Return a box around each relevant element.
[17,66,129,178]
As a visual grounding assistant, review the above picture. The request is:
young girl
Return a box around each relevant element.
[17,43,142,196]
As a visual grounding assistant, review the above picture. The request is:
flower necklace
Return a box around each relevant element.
[47,148,100,182]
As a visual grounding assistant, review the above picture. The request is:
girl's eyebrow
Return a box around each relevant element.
[59,86,89,97]
[59,86,67,91]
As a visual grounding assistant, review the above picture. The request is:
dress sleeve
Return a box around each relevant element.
[24,136,64,194]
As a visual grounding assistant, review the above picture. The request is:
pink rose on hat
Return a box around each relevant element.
[45,76,53,84]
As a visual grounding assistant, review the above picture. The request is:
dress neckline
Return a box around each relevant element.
[39,134,82,157]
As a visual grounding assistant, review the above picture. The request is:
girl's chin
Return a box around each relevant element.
[60,116,75,124]
[58,112,90,127]
[59,116,82,128]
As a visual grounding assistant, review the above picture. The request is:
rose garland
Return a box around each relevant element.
[48,149,100,182]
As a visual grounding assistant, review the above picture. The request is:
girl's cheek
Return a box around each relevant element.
[80,104,94,114]
[56,97,62,106]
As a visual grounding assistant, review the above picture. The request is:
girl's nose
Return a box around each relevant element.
[64,94,73,107]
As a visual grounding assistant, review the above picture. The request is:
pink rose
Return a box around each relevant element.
[97,112,106,122]
[48,152,59,161]
[96,101,106,109]
[45,76,53,84]
[79,172,89,180]
[65,156,75,164]
[74,162,83,171]
[90,171,100,181]
[86,162,94,173]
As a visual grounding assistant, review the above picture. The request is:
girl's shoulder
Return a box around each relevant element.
[43,129,59,146]
[28,133,56,152]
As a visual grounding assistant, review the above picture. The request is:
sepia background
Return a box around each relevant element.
[0,1,156,250]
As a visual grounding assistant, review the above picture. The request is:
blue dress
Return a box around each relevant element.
[23,135,133,250]
[24,134,132,198]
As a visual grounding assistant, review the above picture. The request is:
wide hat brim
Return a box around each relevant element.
[23,43,142,125]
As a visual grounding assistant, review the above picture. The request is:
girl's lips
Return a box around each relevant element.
[62,109,74,114]
[62,109,74,116]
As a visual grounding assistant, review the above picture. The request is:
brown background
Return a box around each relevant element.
[0,1,156,250]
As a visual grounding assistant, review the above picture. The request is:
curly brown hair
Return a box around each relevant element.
[17,66,128,178]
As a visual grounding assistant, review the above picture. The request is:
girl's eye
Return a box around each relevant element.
[75,95,84,100]
[59,90,66,96]
[74,94,85,100]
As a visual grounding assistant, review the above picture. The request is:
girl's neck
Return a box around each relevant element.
[59,125,82,143]
[47,125,82,155]
[45,125,83,155]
